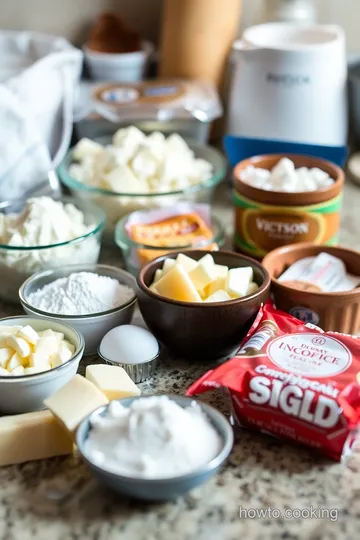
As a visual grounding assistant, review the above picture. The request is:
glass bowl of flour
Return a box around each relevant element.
[0,196,105,303]
[19,264,137,355]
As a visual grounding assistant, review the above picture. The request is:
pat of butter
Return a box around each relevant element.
[85,364,141,400]
[17,325,39,346]
[7,352,27,371]
[0,348,12,368]
[0,411,73,466]
[155,264,202,302]
[176,253,198,272]
[247,282,259,295]
[153,269,163,282]
[44,375,109,434]
[227,267,253,298]
[6,335,31,358]
[188,261,217,291]
[0,326,22,335]
[162,258,176,275]
[205,289,231,302]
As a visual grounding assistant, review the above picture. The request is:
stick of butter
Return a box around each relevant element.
[0,411,73,466]
[44,375,109,435]
[85,364,141,400]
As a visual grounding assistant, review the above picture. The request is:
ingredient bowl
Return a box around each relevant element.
[262,243,360,333]
[19,264,137,356]
[58,137,227,240]
[0,316,84,414]
[115,211,225,275]
[83,41,154,82]
[137,250,270,360]
[0,196,105,304]
[233,154,344,259]
[76,395,233,501]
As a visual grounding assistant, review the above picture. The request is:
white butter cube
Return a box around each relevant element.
[0,367,9,376]
[11,366,25,376]
[162,258,176,275]
[154,269,163,282]
[205,289,232,302]
[247,282,259,295]
[51,343,73,368]
[29,353,50,372]
[104,165,145,194]
[35,336,59,357]
[215,264,229,279]
[176,253,198,273]
[62,340,75,355]
[155,264,202,302]
[0,348,13,368]
[86,364,141,400]
[6,335,31,359]
[7,352,27,371]
[189,261,217,291]
[206,276,227,297]
[24,367,38,375]
[0,326,21,335]
[17,325,39,346]
[227,267,253,298]
[149,283,158,293]
[73,138,103,161]
[197,254,215,270]
[38,330,64,343]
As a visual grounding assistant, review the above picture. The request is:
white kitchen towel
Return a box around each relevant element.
[0,31,83,201]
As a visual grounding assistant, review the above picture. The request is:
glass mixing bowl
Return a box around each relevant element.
[0,196,105,304]
[57,137,227,242]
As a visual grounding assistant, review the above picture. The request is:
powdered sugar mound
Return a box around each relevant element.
[28,272,134,315]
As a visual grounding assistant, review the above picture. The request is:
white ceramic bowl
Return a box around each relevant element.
[0,316,84,414]
[19,264,137,356]
[83,41,154,82]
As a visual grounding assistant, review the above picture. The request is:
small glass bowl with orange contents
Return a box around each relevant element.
[115,204,225,275]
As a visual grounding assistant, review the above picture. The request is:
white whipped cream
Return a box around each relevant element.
[85,396,222,479]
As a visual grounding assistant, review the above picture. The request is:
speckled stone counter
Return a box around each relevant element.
[1,181,360,540]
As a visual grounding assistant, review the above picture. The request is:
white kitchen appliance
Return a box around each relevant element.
[227,23,348,146]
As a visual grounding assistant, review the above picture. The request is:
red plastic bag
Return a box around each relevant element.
[187,303,360,460]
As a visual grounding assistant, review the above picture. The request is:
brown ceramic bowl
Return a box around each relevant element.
[233,154,344,206]
[136,250,270,360]
[262,243,360,333]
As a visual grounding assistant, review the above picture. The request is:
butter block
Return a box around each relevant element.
[153,269,163,282]
[29,352,51,372]
[247,282,259,295]
[0,326,21,335]
[176,253,198,272]
[206,276,227,297]
[162,258,176,275]
[17,325,39,345]
[189,261,217,291]
[44,375,109,434]
[197,253,215,270]
[215,264,229,279]
[205,289,232,302]
[155,264,202,302]
[227,267,253,298]
[6,335,31,358]
[85,364,141,400]
[0,411,73,466]
[0,348,12,368]
[7,352,27,371]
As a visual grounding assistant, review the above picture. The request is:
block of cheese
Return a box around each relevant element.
[227,267,253,298]
[188,261,217,291]
[0,411,73,466]
[44,375,109,434]
[85,364,141,400]
[155,264,201,302]
[176,253,198,272]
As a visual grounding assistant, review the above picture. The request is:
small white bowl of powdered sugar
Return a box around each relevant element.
[19,264,137,355]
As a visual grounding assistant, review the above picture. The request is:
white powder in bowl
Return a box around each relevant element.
[27,272,134,316]
[85,396,222,479]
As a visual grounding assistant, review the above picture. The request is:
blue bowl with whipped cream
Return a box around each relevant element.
[76,395,234,501]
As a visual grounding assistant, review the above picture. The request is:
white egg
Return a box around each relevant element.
[99,325,159,365]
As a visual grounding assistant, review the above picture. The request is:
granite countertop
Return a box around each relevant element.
[1,181,360,540]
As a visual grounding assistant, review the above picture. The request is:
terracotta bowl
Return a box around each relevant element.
[262,243,360,333]
[136,250,270,360]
